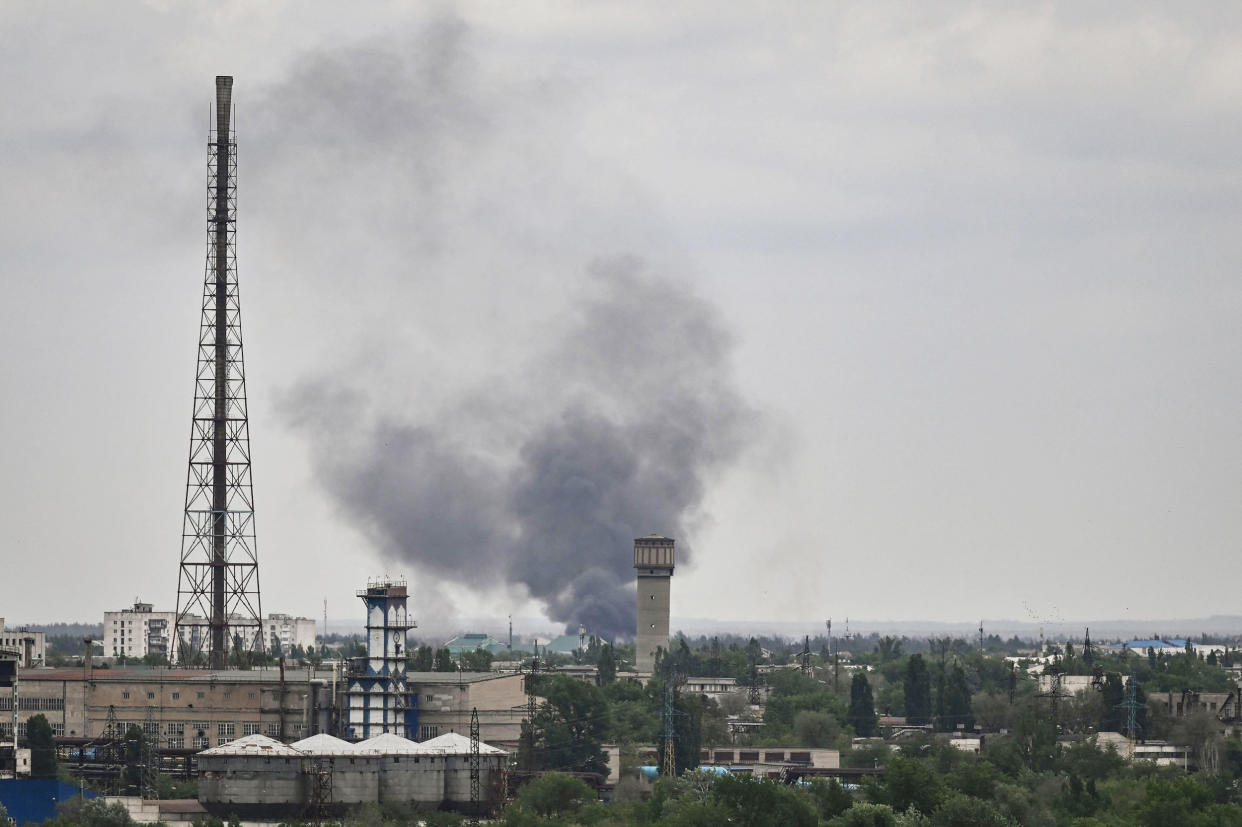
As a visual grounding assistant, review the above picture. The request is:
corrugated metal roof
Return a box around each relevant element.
[199,734,303,756]
[291,733,357,754]
[417,731,506,755]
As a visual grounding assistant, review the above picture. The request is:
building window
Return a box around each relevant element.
[419,725,440,740]
[218,722,235,738]
[191,721,209,736]
[242,722,261,736]
[193,735,209,749]
[166,723,184,736]
[265,723,280,737]
[196,692,205,700]
[171,693,179,701]
[217,737,230,746]
[122,692,130,699]
[167,737,184,749]
[146,692,155,701]
[144,722,159,738]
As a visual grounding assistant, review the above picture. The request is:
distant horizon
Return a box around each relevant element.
[19,613,1242,644]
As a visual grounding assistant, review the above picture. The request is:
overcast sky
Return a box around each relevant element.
[3,2,1240,637]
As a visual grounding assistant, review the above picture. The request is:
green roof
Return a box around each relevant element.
[443,633,504,656]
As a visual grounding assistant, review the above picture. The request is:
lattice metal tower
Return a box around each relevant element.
[174,76,264,669]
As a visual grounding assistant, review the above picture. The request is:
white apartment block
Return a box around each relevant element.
[103,601,178,661]
[102,603,317,663]
[264,614,317,654]
[0,618,46,666]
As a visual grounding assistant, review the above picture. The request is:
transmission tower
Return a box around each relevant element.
[174,76,264,670]
[1118,674,1144,744]
[797,635,811,675]
[141,705,158,799]
[521,646,539,771]
[661,682,676,777]
[469,708,481,826]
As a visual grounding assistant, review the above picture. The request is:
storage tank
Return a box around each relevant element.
[356,731,445,806]
[198,734,307,820]
[291,733,378,806]
[417,732,507,808]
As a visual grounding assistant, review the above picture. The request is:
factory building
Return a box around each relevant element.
[0,662,527,750]
[346,578,417,740]
[0,668,331,744]
[634,535,675,672]
[197,731,506,819]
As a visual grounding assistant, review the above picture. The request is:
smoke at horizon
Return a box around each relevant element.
[264,17,759,641]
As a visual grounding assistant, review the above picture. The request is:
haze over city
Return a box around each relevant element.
[2,3,1240,633]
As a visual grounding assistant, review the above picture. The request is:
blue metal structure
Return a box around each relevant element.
[345,579,417,740]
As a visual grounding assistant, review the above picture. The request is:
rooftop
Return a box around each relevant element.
[200,733,303,757]
[291,733,357,754]
[419,731,506,755]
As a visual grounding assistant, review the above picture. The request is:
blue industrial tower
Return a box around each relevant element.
[346,578,417,739]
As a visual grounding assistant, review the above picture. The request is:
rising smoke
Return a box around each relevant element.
[265,17,757,640]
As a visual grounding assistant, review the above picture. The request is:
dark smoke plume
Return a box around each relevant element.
[266,18,757,640]
[285,259,754,640]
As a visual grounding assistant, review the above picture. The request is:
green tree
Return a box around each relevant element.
[793,709,841,748]
[868,754,943,815]
[905,656,933,726]
[1099,673,1124,732]
[26,713,57,778]
[940,664,973,732]
[829,802,898,826]
[460,648,493,672]
[598,643,617,685]
[849,671,878,737]
[521,674,609,775]
[122,724,145,794]
[931,793,1009,827]
[807,778,855,820]
[710,773,817,827]
[669,689,704,774]
[409,645,434,672]
[506,772,598,821]
[876,636,904,663]
[433,647,455,672]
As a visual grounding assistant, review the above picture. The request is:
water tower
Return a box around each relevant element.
[634,535,675,672]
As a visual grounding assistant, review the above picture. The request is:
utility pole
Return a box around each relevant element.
[979,620,985,653]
